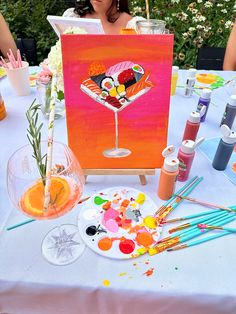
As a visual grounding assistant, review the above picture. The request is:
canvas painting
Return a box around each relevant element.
[61,34,173,169]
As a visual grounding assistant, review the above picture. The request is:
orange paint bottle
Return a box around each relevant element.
[158,145,179,200]
[0,92,6,120]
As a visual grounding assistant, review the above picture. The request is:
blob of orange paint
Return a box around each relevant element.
[232,162,236,173]
[98,237,113,251]
[136,232,154,247]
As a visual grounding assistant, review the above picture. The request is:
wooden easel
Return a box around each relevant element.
[84,169,155,185]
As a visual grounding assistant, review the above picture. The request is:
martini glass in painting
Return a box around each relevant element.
[80,61,154,158]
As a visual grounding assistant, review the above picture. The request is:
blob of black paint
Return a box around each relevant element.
[86,225,97,236]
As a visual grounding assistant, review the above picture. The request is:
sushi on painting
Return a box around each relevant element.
[61,34,173,169]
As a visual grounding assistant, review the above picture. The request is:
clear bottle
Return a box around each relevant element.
[170,66,179,96]
[182,106,206,142]
[158,145,179,200]
[220,95,236,129]
[196,88,212,122]
[0,91,7,120]
[36,79,65,120]
[212,125,236,171]
[184,68,197,97]
[177,137,205,182]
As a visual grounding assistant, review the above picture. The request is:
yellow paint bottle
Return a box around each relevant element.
[170,66,179,96]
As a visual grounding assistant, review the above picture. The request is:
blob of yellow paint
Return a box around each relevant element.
[137,247,148,255]
[136,193,146,204]
[103,279,110,287]
[143,215,157,229]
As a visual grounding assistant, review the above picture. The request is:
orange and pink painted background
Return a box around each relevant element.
[61,34,173,169]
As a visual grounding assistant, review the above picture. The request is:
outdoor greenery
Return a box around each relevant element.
[1,0,235,67]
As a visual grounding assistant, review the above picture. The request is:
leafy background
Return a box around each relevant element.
[0,0,235,67]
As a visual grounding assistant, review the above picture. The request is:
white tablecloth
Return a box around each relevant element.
[0,69,236,314]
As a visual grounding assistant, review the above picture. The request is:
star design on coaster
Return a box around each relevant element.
[49,228,80,259]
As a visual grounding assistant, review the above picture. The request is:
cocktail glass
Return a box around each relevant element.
[7,141,85,265]
[102,103,131,158]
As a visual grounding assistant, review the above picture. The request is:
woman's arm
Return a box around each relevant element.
[0,13,17,59]
[223,23,236,71]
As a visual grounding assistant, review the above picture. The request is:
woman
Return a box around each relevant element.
[0,13,17,59]
[223,22,236,71]
[63,0,145,34]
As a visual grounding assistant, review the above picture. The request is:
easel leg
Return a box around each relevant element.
[139,175,147,185]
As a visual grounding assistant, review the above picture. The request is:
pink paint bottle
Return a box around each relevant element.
[158,145,179,200]
[182,106,206,142]
[177,137,205,182]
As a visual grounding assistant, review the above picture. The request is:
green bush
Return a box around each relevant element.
[1,0,235,67]
[0,0,69,62]
[132,0,236,68]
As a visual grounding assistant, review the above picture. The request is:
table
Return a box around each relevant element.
[0,69,236,314]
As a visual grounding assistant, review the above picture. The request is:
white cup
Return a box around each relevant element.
[6,61,31,96]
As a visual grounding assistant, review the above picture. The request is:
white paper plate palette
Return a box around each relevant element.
[78,186,161,259]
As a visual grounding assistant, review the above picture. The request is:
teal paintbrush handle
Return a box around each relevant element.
[187,231,230,248]
[162,176,199,208]
[6,218,35,231]
[172,177,203,210]
[170,211,228,238]
[180,215,235,243]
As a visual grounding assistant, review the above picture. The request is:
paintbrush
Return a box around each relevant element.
[198,224,236,233]
[167,210,227,234]
[6,196,91,231]
[154,175,199,216]
[159,211,230,242]
[162,209,223,223]
[156,177,203,222]
[148,214,235,255]
[174,194,234,212]
[167,231,230,252]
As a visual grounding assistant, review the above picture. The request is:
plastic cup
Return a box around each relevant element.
[6,61,31,96]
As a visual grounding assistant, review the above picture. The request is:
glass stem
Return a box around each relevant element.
[114,111,119,149]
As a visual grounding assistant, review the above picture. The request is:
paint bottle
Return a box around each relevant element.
[220,95,236,128]
[196,88,212,122]
[212,125,236,171]
[170,66,179,96]
[177,137,205,182]
[158,145,179,200]
[184,68,197,97]
[182,106,206,142]
[0,91,6,121]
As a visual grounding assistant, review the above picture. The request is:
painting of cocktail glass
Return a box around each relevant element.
[61,34,173,169]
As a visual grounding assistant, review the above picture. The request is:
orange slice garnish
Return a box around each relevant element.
[20,176,72,218]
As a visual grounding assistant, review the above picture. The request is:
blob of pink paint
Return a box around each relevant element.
[103,208,119,221]
[105,219,119,233]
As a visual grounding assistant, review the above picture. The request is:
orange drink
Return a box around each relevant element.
[120,28,137,34]
[20,176,80,219]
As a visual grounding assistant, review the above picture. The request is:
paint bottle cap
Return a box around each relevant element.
[221,124,236,144]
[201,88,212,99]
[172,66,179,75]
[188,68,197,78]
[180,137,205,154]
[229,95,236,107]
[162,145,179,172]
[163,156,179,172]
[189,111,201,123]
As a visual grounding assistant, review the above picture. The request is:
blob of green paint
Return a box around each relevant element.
[94,196,109,205]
